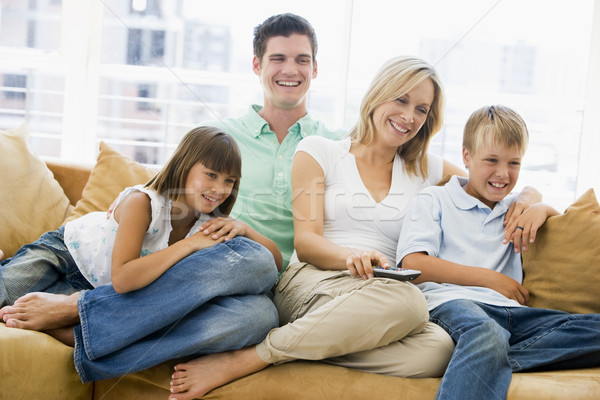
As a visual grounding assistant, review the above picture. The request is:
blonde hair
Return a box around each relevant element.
[463,105,529,156]
[145,126,242,216]
[348,56,445,179]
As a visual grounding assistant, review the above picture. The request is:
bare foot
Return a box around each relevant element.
[1,292,80,331]
[45,326,75,347]
[168,347,268,400]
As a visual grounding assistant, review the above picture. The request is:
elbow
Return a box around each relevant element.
[112,281,132,294]
[111,273,134,294]
[273,252,283,271]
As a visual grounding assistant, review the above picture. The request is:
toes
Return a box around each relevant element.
[5,318,22,328]
[170,378,188,393]
[173,363,188,372]
[1,306,17,322]
[170,384,186,394]
[171,370,188,380]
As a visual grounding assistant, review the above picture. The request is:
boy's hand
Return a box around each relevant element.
[484,270,529,305]
[346,249,390,280]
[199,217,248,241]
[504,203,560,253]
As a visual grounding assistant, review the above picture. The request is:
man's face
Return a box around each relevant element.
[253,34,318,111]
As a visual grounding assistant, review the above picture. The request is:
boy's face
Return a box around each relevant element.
[252,34,317,111]
[462,143,523,209]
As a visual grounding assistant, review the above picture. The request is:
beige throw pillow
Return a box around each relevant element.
[65,141,157,223]
[522,189,600,314]
[0,123,72,258]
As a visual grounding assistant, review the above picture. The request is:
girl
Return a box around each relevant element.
[0,126,281,382]
[1,126,281,301]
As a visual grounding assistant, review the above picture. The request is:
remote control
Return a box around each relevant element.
[372,266,421,281]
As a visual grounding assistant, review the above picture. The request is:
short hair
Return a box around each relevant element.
[145,126,242,216]
[253,13,318,63]
[348,56,445,179]
[463,105,529,156]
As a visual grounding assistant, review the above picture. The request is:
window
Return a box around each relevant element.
[1,0,598,210]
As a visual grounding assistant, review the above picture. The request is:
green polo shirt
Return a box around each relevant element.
[205,105,345,270]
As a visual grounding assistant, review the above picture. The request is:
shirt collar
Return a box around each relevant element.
[242,104,315,139]
[446,175,513,215]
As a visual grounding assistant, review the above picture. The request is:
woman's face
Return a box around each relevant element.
[372,78,435,149]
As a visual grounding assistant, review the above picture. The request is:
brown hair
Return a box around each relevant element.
[253,13,317,63]
[145,126,242,216]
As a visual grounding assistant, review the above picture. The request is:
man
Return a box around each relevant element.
[204,13,344,268]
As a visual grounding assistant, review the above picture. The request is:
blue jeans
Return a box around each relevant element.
[73,236,279,382]
[0,226,93,307]
[430,300,600,400]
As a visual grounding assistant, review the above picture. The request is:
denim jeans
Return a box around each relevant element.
[430,299,600,400]
[73,236,279,382]
[0,226,93,307]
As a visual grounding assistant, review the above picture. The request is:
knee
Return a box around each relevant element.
[230,237,278,278]
[372,282,429,330]
[410,324,455,378]
[244,295,279,342]
[458,320,509,363]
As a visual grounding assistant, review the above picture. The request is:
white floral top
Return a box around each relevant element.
[64,185,208,287]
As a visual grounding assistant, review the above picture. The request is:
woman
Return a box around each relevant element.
[168,56,539,400]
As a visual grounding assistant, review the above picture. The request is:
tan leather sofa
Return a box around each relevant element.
[1,158,599,400]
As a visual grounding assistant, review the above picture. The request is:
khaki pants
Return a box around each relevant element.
[256,262,454,378]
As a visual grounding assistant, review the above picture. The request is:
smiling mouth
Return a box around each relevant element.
[276,80,301,87]
[489,182,508,189]
[390,120,409,134]
[202,194,219,203]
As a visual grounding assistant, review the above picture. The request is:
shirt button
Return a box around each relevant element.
[278,155,283,160]
[278,172,283,177]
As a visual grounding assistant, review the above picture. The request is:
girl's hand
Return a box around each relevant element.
[188,229,225,250]
[345,249,390,280]
[199,217,248,241]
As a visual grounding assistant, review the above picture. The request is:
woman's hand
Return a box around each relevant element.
[503,186,542,241]
[199,217,248,241]
[345,249,390,280]
[504,203,560,253]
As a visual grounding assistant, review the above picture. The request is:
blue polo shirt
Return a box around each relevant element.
[205,105,345,270]
[396,175,523,310]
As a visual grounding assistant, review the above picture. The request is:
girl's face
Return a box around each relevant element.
[372,78,434,149]
[183,162,236,214]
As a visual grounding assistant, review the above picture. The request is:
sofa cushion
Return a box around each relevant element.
[0,322,93,400]
[522,189,600,314]
[66,141,157,223]
[0,123,73,258]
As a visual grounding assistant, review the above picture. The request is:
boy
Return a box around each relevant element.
[396,105,600,400]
